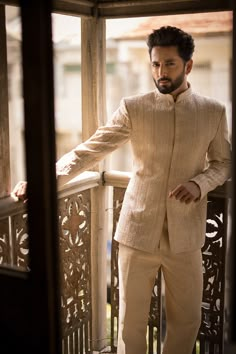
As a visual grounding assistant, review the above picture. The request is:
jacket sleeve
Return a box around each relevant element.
[190,106,231,198]
[56,98,132,187]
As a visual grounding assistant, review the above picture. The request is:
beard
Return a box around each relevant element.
[154,68,185,94]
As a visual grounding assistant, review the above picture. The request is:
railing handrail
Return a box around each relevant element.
[103,170,132,188]
[57,170,100,198]
[0,171,101,218]
[0,170,230,219]
[0,195,26,218]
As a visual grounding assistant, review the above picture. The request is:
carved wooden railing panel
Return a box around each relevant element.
[11,212,29,270]
[106,171,230,354]
[110,188,121,352]
[0,217,11,265]
[58,189,92,354]
[0,172,100,354]
[197,195,228,354]
[0,202,29,270]
[147,272,162,354]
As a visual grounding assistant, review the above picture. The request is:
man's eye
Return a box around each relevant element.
[167,62,175,66]
[152,63,159,67]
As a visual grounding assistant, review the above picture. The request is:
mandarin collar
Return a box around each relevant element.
[155,84,192,103]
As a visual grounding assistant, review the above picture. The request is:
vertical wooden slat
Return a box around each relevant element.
[192,344,197,354]
[199,338,205,354]
[20,1,61,353]
[209,342,215,354]
[148,326,153,354]
[231,2,236,346]
[81,16,108,352]
[63,338,68,354]
[157,284,162,354]
[80,326,84,353]
[85,322,89,353]
[74,330,79,354]
[0,5,10,198]
[68,334,73,354]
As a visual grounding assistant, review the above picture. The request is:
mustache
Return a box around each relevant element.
[158,77,171,83]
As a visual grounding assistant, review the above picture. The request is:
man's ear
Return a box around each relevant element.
[185,59,193,75]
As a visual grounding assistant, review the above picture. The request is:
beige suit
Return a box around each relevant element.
[57,86,231,353]
[57,86,231,253]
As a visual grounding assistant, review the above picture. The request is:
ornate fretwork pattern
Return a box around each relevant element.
[111,188,227,354]
[148,270,162,354]
[111,187,162,353]
[0,212,29,269]
[196,196,228,353]
[0,218,11,265]
[58,190,92,354]
[110,237,119,352]
[11,212,29,270]
[110,188,123,352]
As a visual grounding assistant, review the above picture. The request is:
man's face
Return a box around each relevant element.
[150,46,192,97]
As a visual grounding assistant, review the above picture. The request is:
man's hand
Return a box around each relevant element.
[169,181,201,204]
[11,181,28,202]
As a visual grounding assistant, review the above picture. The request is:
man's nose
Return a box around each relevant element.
[159,64,167,77]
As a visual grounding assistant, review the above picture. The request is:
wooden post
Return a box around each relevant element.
[81,16,108,351]
[0,5,10,197]
[20,1,62,353]
[81,17,107,140]
[230,2,236,347]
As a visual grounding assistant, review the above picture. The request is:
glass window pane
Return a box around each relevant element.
[52,14,82,160]
[7,6,25,188]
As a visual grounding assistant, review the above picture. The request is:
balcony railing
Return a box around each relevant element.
[0,171,231,354]
[104,171,231,354]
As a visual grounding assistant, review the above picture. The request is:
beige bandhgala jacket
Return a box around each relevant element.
[57,86,231,253]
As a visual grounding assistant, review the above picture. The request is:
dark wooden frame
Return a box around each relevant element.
[0,0,233,17]
[20,0,62,353]
[0,0,235,352]
[0,1,62,354]
[230,1,236,344]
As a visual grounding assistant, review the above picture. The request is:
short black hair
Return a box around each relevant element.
[147,26,195,62]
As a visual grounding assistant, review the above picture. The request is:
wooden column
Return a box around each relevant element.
[81,17,107,140]
[81,16,108,351]
[230,2,236,347]
[20,1,62,353]
[0,5,10,197]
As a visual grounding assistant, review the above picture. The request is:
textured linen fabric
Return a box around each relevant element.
[57,86,231,254]
[117,242,203,354]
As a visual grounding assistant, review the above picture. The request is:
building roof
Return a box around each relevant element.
[6,11,232,44]
[116,11,232,40]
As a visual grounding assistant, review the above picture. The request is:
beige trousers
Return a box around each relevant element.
[117,219,203,354]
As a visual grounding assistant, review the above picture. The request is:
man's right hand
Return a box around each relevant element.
[11,181,28,202]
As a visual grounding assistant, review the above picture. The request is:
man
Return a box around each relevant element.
[13,26,231,354]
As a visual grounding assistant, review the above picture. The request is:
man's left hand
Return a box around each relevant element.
[168,181,201,204]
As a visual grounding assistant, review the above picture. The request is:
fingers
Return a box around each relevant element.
[12,181,28,202]
[169,183,199,204]
[169,188,194,203]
